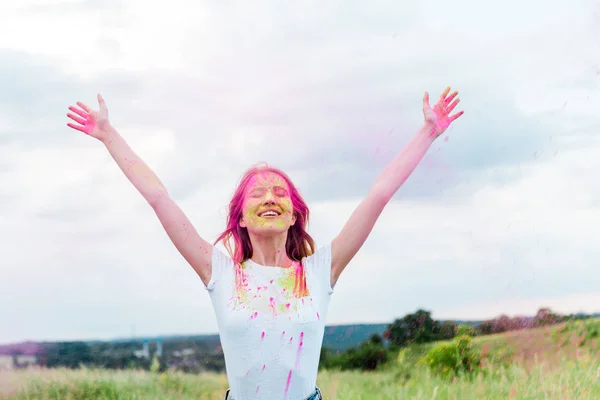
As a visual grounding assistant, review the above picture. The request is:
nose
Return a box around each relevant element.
[262,190,275,204]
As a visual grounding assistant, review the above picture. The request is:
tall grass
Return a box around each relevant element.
[3,320,599,400]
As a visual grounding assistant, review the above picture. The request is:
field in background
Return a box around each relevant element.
[2,319,599,400]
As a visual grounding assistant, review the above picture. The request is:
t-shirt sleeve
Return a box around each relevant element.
[205,245,234,292]
[304,242,334,295]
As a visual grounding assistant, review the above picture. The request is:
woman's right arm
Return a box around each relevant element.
[67,94,212,286]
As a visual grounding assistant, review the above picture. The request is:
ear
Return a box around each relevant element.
[239,216,247,228]
[291,213,297,226]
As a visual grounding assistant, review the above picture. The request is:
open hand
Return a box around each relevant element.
[67,94,112,142]
[423,87,464,139]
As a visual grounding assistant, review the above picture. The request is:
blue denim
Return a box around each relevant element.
[224,387,322,400]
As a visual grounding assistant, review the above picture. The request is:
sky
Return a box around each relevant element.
[1,0,600,344]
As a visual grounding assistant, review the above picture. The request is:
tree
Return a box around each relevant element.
[369,334,383,345]
[533,308,563,327]
[384,309,447,347]
[438,321,458,340]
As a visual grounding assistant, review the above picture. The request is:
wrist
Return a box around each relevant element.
[101,126,118,145]
[418,123,437,143]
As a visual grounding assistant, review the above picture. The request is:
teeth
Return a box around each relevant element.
[260,211,278,217]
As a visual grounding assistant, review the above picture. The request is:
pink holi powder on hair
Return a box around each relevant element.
[284,370,293,398]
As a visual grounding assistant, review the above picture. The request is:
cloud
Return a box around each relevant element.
[1,0,599,343]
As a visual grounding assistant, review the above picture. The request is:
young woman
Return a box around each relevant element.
[66,87,463,400]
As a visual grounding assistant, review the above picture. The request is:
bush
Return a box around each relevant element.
[421,335,481,378]
[457,324,475,337]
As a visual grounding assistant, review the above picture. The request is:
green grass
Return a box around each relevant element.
[3,319,600,400]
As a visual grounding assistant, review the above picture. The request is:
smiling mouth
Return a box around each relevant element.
[258,210,281,217]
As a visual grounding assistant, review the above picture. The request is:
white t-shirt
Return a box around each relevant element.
[205,243,334,400]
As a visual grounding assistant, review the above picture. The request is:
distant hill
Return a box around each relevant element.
[3,313,598,355]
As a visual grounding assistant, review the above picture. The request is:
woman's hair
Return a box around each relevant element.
[214,162,316,265]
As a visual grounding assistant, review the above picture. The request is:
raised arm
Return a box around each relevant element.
[67,94,213,286]
[330,87,464,286]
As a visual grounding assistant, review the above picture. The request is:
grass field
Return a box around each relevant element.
[2,319,599,400]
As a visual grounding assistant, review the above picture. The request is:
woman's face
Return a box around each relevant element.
[239,171,296,235]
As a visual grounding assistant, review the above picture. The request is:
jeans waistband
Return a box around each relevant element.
[224,386,322,400]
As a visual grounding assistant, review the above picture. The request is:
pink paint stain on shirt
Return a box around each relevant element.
[295,332,304,369]
[289,337,293,344]
[269,279,274,284]
[250,311,258,320]
[316,312,320,320]
[269,297,276,316]
[262,364,266,371]
[284,369,292,398]
[261,331,265,340]
[256,385,260,394]
[293,263,309,298]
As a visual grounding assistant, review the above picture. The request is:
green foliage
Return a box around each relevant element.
[457,324,475,337]
[369,333,383,345]
[150,355,160,373]
[384,309,456,348]
[421,335,481,378]
[320,341,389,371]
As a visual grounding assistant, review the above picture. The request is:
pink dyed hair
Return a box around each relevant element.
[214,163,316,265]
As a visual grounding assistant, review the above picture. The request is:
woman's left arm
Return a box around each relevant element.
[330,87,464,286]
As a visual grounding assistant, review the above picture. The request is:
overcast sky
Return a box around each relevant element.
[1,0,600,344]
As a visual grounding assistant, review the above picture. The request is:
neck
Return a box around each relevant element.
[248,232,292,267]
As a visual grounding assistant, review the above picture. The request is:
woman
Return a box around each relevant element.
[66,87,463,400]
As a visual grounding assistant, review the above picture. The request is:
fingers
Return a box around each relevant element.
[67,122,88,134]
[450,111,464,121]
[76,101,90,113]
[447,98,460,113]
[445,91,458,105]
[97,93,106,108]
[68,105,87,119]
[67,112,87,125]
[439,87,451,103]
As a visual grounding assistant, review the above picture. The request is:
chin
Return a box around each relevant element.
[248,222,292,236]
